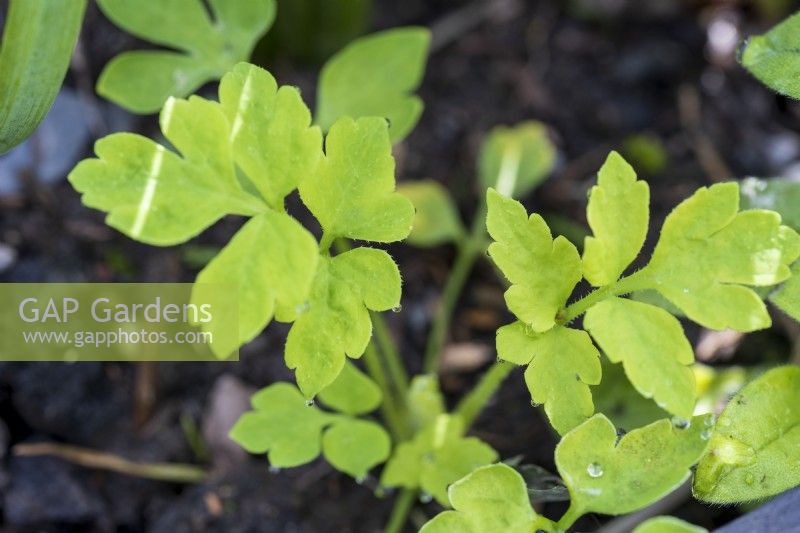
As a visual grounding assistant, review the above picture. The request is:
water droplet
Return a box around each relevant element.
[419,492,433,504]
[269,465,281,474]
[718,416,732,427]
[305,399,315,406]
[701,429,712,440]
[391,305,402,313]
[295,302,310,315]
[704,416,715,427]
[745,473,755,485]
[587,462,604,478]
[671,416,690,430]
[356,475,367,485]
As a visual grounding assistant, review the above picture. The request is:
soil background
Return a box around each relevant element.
[0,0,799,531]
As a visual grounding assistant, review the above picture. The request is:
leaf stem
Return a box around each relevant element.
[558,267,653,325]
[362,341,408,440]
[422,201,488,373]
[385,488,417,533]
[454,360,515,427]
[372,311,410,394]
[556,503,584,531]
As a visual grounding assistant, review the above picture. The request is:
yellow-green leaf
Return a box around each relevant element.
[740,12,800,99]
[633,516,707,533]
[318,361,382,416]
[321,418,391,479]
[398,180,465,247]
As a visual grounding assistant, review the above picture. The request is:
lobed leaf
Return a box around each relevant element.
[486,188,581,332]
[693,366,800,503]
[419,464,556,533]
[69,96,265,245]
[316,27,431,143]
[300,116,415,244]
[192,210,318,358]
[740,177,800,232]
[584,297,696,418]
[97,0,276,113]
[769,261,800,322]
[285,247,402,398]
[380,415,497,505]
[633,516,707,533]
[398,180,466,247]
[318,361,382,416]
[556,414,712,517]
[497,323,601,434]
[582,151,649,287]
[478,121,557,199]
[740,12,800,99]
[645,182,800,332]
[229,382,390,478]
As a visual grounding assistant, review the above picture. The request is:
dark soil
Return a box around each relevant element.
[0,0,798,531]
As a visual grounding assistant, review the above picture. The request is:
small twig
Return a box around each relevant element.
[678,84,733,182]
[134,361,158,428]
[595,481,692,533]
[14,442,207,483]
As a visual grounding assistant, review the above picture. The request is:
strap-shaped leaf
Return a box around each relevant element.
[97,0,276,113]
[219,63,322,209]
[584,297,695,418]
[191,210,318,358]
[556,414,712,518]
[229,382,390,479]
[407,374,446,432]
[318,361,382,416]
[497,322,601,434]
[486,188,581,332]
[398,181,466,247]
[300,116,415,244]
[478,121,557,199]
[740,12,800,99]
[316,27,430,143]
[419,464,556,533]
[285,247,401,398]
[694,366,800,503]
[633,516,707,533]
[69,96,264,245]
[583,151,649,286]
[381,415,497,505]
[646,182,800,331]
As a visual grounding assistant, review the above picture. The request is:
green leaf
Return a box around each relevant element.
[478,121,557,199]
[740,177,800,232]
[769,261,800,321]
[318,361,382,416]
[192,210,318,358]
[497,322,601,434]
[316,27,431,143]
[321,418,391,479]
[300,116,415,244]
[740,12,800,99]
[555,414,712,517]
[584,297,696,418]
[694,366,800,503]
[419,464,556,533]
[582,151,649,286]
[398,180,466,247]
[0,0,87,153]
[219,63,322,209]
[407,374,446,432]
[285,247,401,398]
[69,96,265,245]
[486,188,582,332]
[381,415,497,505]
[592,358,668,432]
[97,0,276,113]
[645,182,800,331]
[633,516,707,533]
[229,382,390,478]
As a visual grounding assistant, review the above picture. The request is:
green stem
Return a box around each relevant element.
[423,202,488,373]
[372,311,410,394]
[385,489,417,533]
[362,341,407,440]
[558,267,653,325]
[455,360,514,427]
[556,503,583,532]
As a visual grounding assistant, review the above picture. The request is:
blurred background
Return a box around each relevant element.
[0,0,799,531]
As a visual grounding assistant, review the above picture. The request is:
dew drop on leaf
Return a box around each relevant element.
[587,462,604,478]
[745,473,755,485]
[701,429,712,440]
[671,416,690,429]
[419,492,433,503]
[269,465,281,474]
[391,305,402,313]
[305,399,315,406]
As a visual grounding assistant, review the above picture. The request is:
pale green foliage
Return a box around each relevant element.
[556,414,712,517]
[633,516,707,533]
[694,366,800,503]
[286,247,401,398]
[419,464,556,533]
[300,116,415,244]
[769,261,800,322]
[380,414,497,505]
[740,177,800,232]
[478,121,557,198]
[740,11,800,99]
[497,322,600,434]
[407,375,446,432]
[229,382,389,479]
[318,361,382,416]
[398,181,466,247]
[645,182,800,331]
[316,27,431,143]
[582,151,649,287]
[97,0,275,113]
[584,297,695,418]
[486,188,581,332]
[592,358,667,431]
